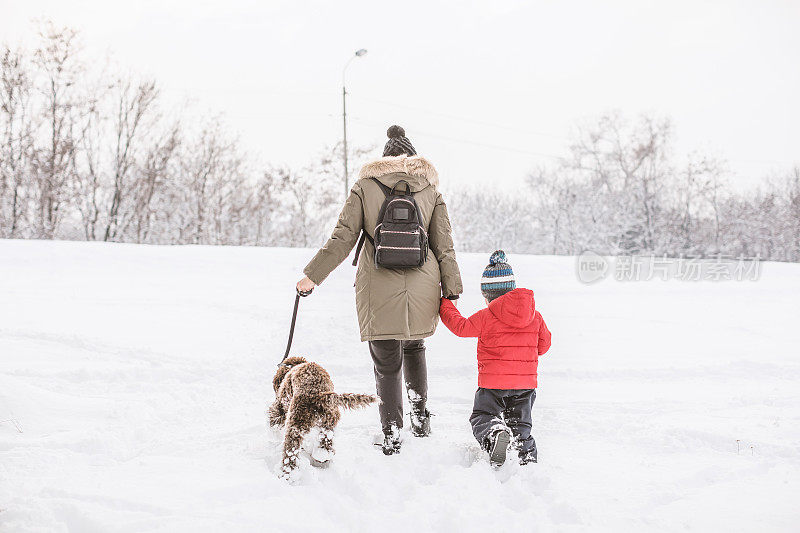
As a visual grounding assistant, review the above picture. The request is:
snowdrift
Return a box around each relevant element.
[1,240,798,531]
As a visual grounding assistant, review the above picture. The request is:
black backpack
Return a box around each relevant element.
[352,178,428,269]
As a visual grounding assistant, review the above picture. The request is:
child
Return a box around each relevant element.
[439,250,551,467]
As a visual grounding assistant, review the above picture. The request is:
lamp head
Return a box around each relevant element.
[355,49,368,57]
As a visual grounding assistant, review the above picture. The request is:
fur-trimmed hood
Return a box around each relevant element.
[358,155,439,189]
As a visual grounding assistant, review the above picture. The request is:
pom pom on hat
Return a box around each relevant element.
[387,125,405,139]
[489,250,507,265]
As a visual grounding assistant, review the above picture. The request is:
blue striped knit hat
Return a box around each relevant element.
[481,250,515,301]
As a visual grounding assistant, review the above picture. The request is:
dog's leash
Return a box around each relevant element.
[278,288,313,366]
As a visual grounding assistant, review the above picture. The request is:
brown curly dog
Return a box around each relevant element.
[269,356,376,476]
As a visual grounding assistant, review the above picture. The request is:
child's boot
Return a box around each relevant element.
[487,428,512,467]
[518,449,537,465]
[518,439,538,465]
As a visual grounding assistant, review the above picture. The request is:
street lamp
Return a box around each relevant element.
[342,48,367,199]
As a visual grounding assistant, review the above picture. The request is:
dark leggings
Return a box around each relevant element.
[368,339,428,434]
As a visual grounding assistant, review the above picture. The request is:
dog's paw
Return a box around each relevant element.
[278,459,301,483]
[278,467,301,483]
[310,444,334,464]
[309,457,331,469]
[277,446,303,481]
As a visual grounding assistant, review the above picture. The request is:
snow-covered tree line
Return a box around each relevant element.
[449,114,800,261]
[0,22,365,247]
[2,24,798,261]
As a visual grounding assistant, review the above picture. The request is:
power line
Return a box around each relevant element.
[349,116,565,159]
[352,95,571,141]
[248,101,796,168]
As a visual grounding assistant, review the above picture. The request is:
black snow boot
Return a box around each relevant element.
[487,428,512,468]
[380,431,402,456]
[518,449,538,465]
[410,409,432,437]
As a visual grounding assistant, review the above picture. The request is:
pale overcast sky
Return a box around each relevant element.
[3,0,798,191]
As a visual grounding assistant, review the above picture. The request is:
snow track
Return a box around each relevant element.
[1,240,798,531]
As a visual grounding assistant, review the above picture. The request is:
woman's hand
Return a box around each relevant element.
[296,276,316,294]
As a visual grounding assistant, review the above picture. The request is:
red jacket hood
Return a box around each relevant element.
[488,288,536,328]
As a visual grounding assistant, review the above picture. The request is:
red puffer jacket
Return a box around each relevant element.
[439,288,551,389]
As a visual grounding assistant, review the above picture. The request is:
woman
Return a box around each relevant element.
[296,125,462,454]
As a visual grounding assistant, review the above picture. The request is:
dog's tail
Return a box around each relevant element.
[321,392,377,410]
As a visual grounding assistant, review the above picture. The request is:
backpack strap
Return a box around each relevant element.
[351,179,386,267]
[390,180,412,195]
[371,177,413,197]
[370,177,393,197]
[351,230,374,266]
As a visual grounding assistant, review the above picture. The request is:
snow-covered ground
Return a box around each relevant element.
[1,240,798,532]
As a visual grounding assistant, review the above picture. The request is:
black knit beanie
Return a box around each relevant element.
[383,125,417,157]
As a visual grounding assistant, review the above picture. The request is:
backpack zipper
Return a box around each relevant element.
[375,223,422,236]
[377,245,422,251]
[380,229,420,235]
[386,198,414,206]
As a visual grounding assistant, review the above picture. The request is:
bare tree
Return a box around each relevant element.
[0,46,33,237]
[788,167,800,260]
[171,119,242,244]
[31,22,84,239]
[100,77,159,241]
[563,113,674,254]
[130,120,181,243]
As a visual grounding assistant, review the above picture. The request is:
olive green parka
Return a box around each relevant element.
[304,155,463,341]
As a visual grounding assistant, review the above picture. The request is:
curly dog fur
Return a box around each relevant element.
[269,356,376,476]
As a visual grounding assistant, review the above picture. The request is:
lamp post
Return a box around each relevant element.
[342,48,367,199]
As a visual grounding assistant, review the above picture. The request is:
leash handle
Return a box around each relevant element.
[278,288,312,366]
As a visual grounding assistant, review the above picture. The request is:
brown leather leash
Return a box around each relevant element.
[278,288,312,366]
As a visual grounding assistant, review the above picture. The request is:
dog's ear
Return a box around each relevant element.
[282,356,307,366]
[272,357,307,393]
[273,365,291,393]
